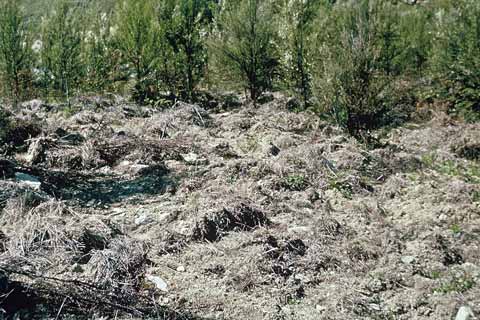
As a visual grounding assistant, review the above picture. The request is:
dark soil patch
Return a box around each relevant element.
[192,203,269,242]
[28,165,173,205]
[454,143,480,161]
[264,236,308,279]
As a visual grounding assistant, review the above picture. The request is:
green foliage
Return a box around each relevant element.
[114,0,159,103]
[167,0,213,101]
[393,6,432,76]
[110,0,215,104]
[82,7,118,93]
[40,0,83,100]
[450,223,462,235]
[0,105,11,142]
[282,174,308,191]
[0,0,476,132]
[328,176,353,199]
[421,152,480,183]
[281,0,320,108]
[312,0,415,137]
[430,0,480,122]
[213,0,280,104]
[434,271,475,294]
[0,0,32,106]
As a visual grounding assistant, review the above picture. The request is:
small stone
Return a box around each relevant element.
[369,303,382,311]
[316,305,326,312]
[146,275,168,292]
[129,164,150,175]
[455,306,474,320]
[99,166,111,174]
[134,212,154,226]
[119,160,132,167]
[181,153,208,166]
[72,264,84,273]
[177,266,186,272]
[15,172,41,190]
[401,256,416,264]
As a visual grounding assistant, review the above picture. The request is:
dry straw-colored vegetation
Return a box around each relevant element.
[0,0,479,319]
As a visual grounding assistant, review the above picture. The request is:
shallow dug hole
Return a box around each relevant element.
[192,203,270,241]
[37,164,175,205]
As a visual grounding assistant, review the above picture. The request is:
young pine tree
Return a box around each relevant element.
[0,0,32,107]
[40,0,83,101]
[114,0,159,103]
[82,7,118,93]
[313,0,414,137]
[155,0,183,99]
[283,0,320,108]
[214,0,280,104]
[430,0,480,122]
[174,0,213,101]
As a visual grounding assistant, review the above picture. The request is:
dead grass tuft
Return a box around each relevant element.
[89,237,149,295]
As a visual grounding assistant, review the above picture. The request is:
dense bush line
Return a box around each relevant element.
[0,0,479,135]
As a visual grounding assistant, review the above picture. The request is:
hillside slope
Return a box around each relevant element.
[0,95,479,319]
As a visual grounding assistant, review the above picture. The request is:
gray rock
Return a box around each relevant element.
[15,172,41,190]
[181,153,208,166]
[25,137,49,165]
[146,274,168,292]
[129,164,150,175]
[401,256,416,264]
[134,212,154,226]
[176,265,186,272]
[455,306,474,320]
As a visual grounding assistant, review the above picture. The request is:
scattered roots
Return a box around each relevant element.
[0,268,204,320]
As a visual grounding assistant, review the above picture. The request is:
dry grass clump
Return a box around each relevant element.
[0,182,48,210]
[313,215,349,242]
[171,102,213,128]
[0,200,79,269]
[261,235,308,279]
[88,237,149,297]
[0,196,119,272]
[24,127,192,172]
[139,102,213,139]
[95,137,191,167]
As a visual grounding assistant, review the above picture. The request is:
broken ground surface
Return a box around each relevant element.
[0,95,479,319]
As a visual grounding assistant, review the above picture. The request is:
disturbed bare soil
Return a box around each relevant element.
[0,94,479,319]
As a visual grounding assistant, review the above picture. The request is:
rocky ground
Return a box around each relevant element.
[0,94,479,319]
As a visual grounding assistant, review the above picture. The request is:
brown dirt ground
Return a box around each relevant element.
[0,94,479,319]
